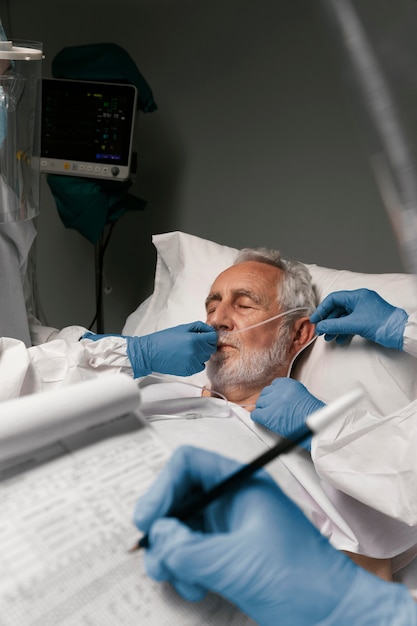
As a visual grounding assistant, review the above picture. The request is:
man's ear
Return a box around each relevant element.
[288,317,316,358]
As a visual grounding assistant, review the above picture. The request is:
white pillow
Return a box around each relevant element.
[123,231,417,415]
[123,231,238,335]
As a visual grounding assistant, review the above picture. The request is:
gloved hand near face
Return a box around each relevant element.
[133,446,412,626]
[251,378,325,451]
[310,288,408,350]
[82,321,217,378]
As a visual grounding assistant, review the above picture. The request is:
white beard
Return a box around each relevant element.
[206,326,290,394]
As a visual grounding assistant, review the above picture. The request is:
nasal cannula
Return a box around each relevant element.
[146,306,315,417]
[225,306,313,335]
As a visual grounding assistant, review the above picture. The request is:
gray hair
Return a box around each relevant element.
[234,247,317,330]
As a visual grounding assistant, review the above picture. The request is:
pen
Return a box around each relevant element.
[131,385,364,551]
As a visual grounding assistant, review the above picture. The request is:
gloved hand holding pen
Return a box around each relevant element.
[82,321,217,378]
[310,288,408,349]
[251,378,325,451]
[133,446,414,626]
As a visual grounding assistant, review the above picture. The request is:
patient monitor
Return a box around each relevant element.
[40,78,137,181]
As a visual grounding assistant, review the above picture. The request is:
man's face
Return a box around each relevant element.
[205,261,291,390]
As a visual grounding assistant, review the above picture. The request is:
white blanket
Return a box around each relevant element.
[138,377,417,579]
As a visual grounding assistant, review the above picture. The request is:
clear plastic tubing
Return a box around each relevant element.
[225,307,312,335]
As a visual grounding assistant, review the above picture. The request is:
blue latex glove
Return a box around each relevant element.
[82,321,217,378]
[310,288,408,349]
[251,378,325,451]
[133,446,415,626]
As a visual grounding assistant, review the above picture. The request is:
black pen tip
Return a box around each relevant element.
[128,534,149,553]
[128,543,140,553]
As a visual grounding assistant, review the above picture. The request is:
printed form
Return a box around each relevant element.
[0,376,255,626]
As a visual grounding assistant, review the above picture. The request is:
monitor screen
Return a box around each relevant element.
[40,78,137,181]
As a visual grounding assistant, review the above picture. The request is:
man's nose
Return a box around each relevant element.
[206,304,235,332]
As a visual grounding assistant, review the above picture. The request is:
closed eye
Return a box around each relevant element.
[234,294,262,311]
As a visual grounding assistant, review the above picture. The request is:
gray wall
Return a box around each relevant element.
[4,0,412,333]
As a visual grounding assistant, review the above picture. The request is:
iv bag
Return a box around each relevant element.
[0,39,42,223]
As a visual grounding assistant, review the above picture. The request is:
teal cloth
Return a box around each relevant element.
[47,175,147,244]
[47,43,156,242]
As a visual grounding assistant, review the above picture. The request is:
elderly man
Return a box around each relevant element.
[197,251,399,581]
[133,249,408,582]
[203,247,317,408]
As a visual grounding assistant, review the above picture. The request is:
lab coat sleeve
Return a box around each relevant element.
[311,398,417,525]
[309,311,417,526]
[0,334,133,400]
[403,311,417,358]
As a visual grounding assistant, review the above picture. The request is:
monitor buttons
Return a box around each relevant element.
[111,167,120,177]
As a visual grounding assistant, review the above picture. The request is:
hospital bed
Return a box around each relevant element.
[10,228,417,605]
[122,230,417,594]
